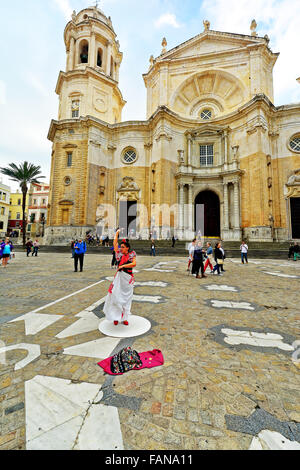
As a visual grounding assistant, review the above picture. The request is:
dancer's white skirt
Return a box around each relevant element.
[103,271,134,322]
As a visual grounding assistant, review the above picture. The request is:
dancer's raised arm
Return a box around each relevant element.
[113,229,120,252]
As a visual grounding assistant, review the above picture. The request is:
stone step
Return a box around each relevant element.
[13,245,291,259]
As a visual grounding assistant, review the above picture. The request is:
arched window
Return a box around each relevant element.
[79,40,89,64]
[97,48,103,67]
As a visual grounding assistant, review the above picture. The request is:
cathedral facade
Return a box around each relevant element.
[45,6,300,243]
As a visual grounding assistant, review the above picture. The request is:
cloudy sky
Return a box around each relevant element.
[0,0,299,190]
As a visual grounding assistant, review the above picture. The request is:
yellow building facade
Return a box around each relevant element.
[0,183,10,237]
[46,6,300,244]
[8,191,29,236]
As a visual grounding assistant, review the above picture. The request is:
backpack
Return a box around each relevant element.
[110,347,143,374]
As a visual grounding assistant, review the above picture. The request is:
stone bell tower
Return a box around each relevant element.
[57,6,126,124]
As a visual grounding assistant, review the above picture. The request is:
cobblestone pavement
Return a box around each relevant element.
[0,252,299,450]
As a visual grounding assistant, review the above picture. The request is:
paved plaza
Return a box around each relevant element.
[0,252,300,450]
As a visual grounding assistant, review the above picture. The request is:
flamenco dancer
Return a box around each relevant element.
[103,229,137,326]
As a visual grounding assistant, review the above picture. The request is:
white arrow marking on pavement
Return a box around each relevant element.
[205,285,238,292]
[210,300,255,311]
[105,278,167,287]
[10,313,62,336]
[221,328,294,351]
[63,337,120,359]
[249,431,300,450]
[25,375,123,450]
[263,272,299,279]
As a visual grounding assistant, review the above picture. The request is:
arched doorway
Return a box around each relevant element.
[291,198,300,239]
[195,190,220,237]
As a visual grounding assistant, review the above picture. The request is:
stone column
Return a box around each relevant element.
[69,37,75,70]
[223,182,229,230]
[159,66,168,106]
[224,130,228,165]
[178,183,184,232]
[115,61,120,82]
[233,180,240,229]
[75,39,79,66]
[187,137,192,167]
[106,41,112,76]
[188,184,194,234]
[90,33,96,68]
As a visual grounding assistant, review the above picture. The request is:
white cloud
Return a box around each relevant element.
[0,81,6,105]
[202,0,300,105]
[53,0,73,21]
[155,13,182,29]
[25,73,49,98]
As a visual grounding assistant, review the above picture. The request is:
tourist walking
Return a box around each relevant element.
[213,242,224,276]
[240,241,249,264]
[172,236,176,248]
[26,238,33,257]
[204,242,214,273]
[219,243,226,272]
[70,239,76,258]
[192,242,207,279]
[150,239,156,257]
[74,238,87,272]
[187,239,196,272]
[32,239,40,257]
[7,239,14,264]
[294,242,300,261]
[104,229,137,326]
[1,238,11,268]
[111,246,118,268]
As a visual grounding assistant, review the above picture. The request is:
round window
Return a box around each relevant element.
[201,109,212,120]
[289,135,300,153]
[123,149,137,164]
[64,176,72,186]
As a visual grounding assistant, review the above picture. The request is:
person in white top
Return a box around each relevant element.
[240,241,249,264]
[187,239,196,272]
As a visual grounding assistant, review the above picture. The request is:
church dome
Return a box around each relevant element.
[69,6,114,31]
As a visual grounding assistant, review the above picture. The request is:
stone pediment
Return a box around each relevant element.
[187,124,228,138]
[160,30,266,61]
[117,177,140,192]
[59,199,74,206]
[117,177,140,202]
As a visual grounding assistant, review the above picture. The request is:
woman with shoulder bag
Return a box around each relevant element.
[213,242,223,276]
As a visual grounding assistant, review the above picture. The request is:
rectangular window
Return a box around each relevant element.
[67,152,73,167]
[0,221,3,230]
[33,199,37,205]
[18,199,21,205]
[71,100,80,118]
[1,207,4,215]
[42,199,46,205]
[62,209,70,225]
[200,144,214,166]
[16,213,21,220]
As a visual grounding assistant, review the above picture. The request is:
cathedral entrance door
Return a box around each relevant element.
[119,201,137,238]
[291,198,300,239]
[195,191,220,237]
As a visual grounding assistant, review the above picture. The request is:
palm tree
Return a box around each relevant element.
[0,162,45,246]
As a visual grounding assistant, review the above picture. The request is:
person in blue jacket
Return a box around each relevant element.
[74,238,87,272]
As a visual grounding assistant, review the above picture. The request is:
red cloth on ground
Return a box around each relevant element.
[98,349,164,376]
